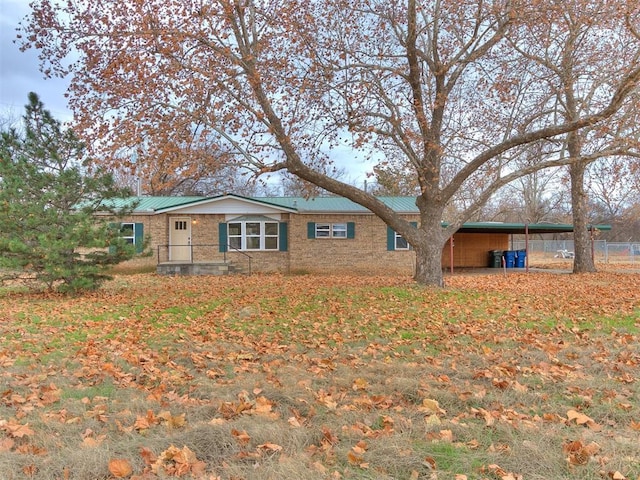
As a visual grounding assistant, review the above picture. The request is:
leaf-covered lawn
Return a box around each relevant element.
[1,272,639,480]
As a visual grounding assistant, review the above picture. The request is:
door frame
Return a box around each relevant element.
[169,216,192,262]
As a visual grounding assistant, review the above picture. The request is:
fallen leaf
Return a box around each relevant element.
[108,458,133,478]
[257,442,283,452]
[608,472,626,480]
[420,398,446,415]
[352,378,369,390]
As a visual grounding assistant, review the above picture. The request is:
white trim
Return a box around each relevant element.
[227,219,280,251]
[226,213,281,221]
[158,195,297,215]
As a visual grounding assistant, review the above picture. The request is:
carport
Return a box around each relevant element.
[442,222,612,272]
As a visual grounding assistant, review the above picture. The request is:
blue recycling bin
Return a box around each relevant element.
[515,249,526,268]
[503,250,516,268]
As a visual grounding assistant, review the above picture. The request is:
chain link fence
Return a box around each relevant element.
[511,239,640,263]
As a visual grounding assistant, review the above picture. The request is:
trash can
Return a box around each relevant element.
[489,250,503,268]
[515,249,526,268]
[503,250,516,268]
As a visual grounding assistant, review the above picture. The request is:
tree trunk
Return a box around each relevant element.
[414,240,447,287]
[570,161,596,273]
[413,202,448,287]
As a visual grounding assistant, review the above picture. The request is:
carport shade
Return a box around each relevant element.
[446,222,611,235]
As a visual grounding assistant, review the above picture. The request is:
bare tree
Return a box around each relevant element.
[19,0,640,285]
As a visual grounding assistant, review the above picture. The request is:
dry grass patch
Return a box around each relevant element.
[0,271,638,479]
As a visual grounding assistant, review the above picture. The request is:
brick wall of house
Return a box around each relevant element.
[288,213,420,275]
[113,212,511,274]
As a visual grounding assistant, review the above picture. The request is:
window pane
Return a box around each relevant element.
[265,223,278,235]
[120,223,134,236]
[395,235,409,250]
[246,223,261,235]
[229,237,241,249]
[265,237,278,250]
[316,224,330,237]
[228,223,242,235]
[246,237,260,249]
[332,223,347,238]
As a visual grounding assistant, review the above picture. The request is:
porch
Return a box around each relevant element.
[156,244,252,276]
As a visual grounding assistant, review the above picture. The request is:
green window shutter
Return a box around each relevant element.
[134,223,144,253]
[108,222,117,254]
[347,222,355,239]
[409,222,417,250]
[218,223,228,252]
[387,226,395,251]
[307,222,316,239]
[279,222,288,252]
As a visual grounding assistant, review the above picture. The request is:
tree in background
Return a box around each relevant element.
[20,0,640,286]
[586,157,640,241]
[0,93,139,292]
[509,1,640,272]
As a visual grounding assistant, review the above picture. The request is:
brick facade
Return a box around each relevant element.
[288,213,419,274]
[115,209,509,275]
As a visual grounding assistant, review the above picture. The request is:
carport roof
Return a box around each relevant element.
[450,222,611,234]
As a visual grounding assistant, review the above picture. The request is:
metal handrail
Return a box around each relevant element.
[156,244,252,275]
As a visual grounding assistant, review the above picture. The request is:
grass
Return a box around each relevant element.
[0,271,639,479]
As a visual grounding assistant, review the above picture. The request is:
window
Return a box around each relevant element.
[226,221,279,250]
[174,220,188,230]
[315,223,347,238]
[112,222,144,253]
[228,222,242,250]
[309,222,355,239]
[394,231,409,250]
[387,223,417,251]
[315,223,331,238]
[331,223,347,238]
[120,223,135,245]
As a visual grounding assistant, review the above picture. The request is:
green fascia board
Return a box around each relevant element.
[449,222,612,234]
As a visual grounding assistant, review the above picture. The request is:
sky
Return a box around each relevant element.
[0,1,370,186]
[0,0,71,123]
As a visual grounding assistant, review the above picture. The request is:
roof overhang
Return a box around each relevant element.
[450,222,612,234]
[156,194,298,214]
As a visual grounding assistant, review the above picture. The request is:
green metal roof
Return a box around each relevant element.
[258,196,419,213]
[105,195,419,213]
[103,196,206,212]
[452,222,611,234]
[103,195,611,234]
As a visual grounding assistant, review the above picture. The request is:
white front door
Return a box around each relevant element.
[169,217,191,262]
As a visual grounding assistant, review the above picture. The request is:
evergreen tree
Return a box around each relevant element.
[0,93,139,292]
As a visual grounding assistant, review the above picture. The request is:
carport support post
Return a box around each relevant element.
[449,235,454,274]
[525,223,529,273]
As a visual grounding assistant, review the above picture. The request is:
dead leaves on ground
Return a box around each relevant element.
[1,273,639,479]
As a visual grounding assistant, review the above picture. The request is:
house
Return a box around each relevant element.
[104,194,607,275]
